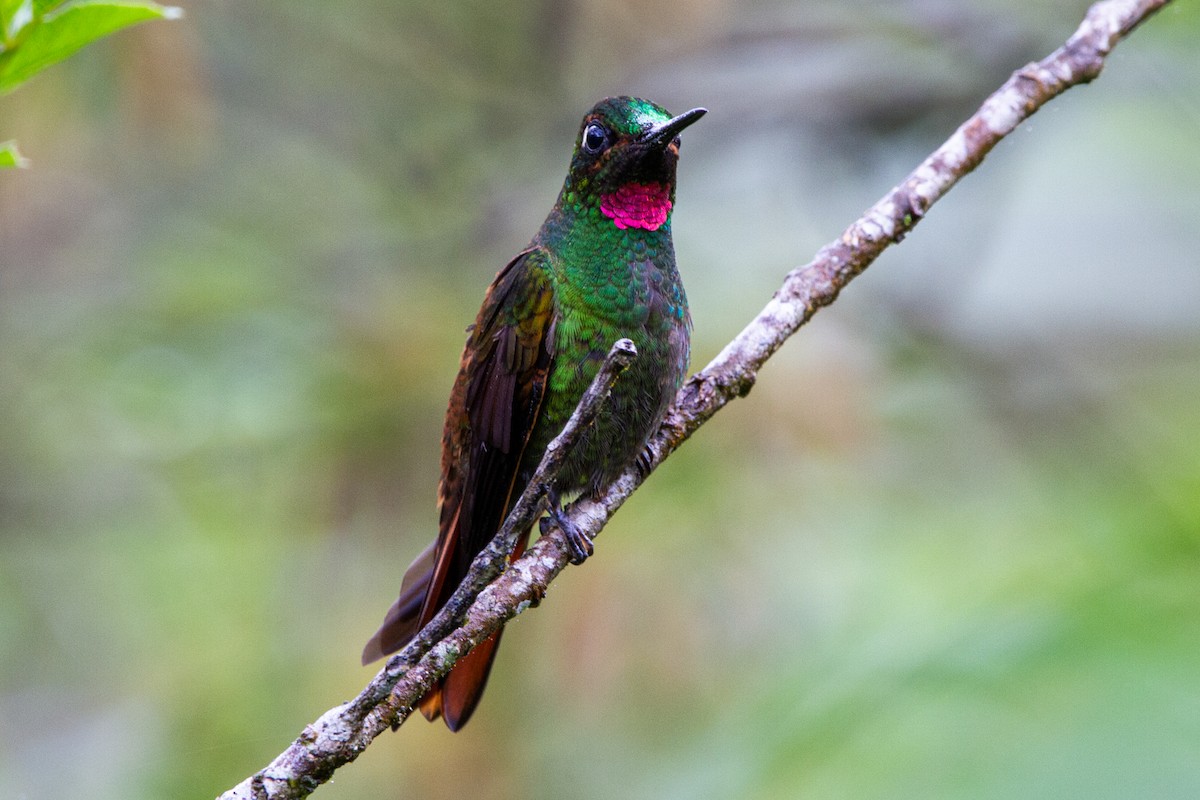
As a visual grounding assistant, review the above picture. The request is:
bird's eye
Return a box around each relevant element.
[582,122,608,154]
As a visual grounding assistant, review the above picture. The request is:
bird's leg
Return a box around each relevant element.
[540,486,592,565]
[635,443,655,480]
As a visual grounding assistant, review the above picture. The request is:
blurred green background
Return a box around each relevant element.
[2,1,1199,798]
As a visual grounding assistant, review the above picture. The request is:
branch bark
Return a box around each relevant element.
[217,1,1171,797]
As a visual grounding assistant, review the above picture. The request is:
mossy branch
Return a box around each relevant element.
[216,1,1171,797]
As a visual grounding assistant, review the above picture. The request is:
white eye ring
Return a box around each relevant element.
[582,122,608,154]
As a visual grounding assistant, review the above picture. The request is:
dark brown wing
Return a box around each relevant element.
[362,248,556,730]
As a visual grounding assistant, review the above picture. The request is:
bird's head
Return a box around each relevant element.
[562,96,706,231]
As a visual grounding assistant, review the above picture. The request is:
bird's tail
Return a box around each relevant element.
[362,532,528,731]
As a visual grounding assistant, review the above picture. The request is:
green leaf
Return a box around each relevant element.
[1,0,34,49]
[0,1,181,95]
[0,139,29,167]
[33,0,70,16]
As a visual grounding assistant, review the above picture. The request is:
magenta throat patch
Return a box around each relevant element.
[599,182,672,230]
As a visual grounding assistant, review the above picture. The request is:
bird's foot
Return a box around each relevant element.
[635,444,655,479]
[541,488,592,565]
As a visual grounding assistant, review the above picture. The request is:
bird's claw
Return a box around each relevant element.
[563,519,593,565]
[541,496,593,565]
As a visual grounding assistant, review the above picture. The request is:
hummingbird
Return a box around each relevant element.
[362,96,705,730]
